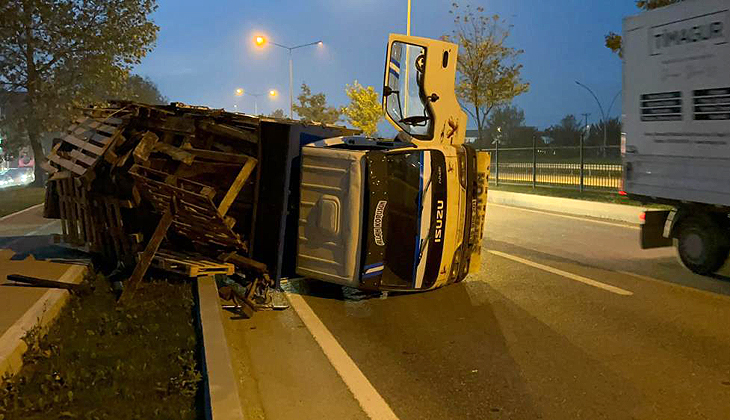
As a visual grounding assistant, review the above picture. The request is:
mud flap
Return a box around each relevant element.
[641,210,673,249]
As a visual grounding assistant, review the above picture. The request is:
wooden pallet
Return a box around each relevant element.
[52,175,138,263]
[151,250,235,277]
[128,164,249,250]
[46,114,128,179]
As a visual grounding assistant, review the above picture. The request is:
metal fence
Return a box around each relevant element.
[478,144,622,191]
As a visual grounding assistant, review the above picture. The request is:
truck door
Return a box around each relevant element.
[382,34,467,146]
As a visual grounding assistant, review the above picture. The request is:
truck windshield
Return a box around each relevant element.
[385,41,433,138]
[380,150,445,288]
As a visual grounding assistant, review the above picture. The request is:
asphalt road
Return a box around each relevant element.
[226,202,730,420]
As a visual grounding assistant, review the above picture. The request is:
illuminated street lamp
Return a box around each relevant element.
[254,35,323,119]
[234,88,277,115]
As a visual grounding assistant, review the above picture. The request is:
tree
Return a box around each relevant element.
[292,83,340,124]
[483,105,525,148]
[118,75,167,105]
[0,0,159,185]
[269,109,286,119]
[605,0,681,57]
[443,3,529,146]
[587,117,622,147]
[544,114,583,147]
[341,81,382,136]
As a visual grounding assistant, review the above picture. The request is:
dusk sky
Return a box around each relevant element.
[134,0,639,132]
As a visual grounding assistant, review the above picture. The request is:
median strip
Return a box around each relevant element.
[488,250,634,296]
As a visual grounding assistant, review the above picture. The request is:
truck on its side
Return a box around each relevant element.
[294,34,490,291]
[622,0,730,274]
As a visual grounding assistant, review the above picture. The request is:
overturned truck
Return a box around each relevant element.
[42,34,491,313]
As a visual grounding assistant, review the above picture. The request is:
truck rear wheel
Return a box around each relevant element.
[674,215,729,275]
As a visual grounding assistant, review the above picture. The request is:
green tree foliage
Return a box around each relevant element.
[544,114,584,147]
[118,75,167,105]
[269,109,286,119]
[587,117,622,147]
[292,83,340,124]
[483,105,524,147]
[341,81,382,136]
[0,0,159,184]
[605,0,682,57]
[443,2,529,145]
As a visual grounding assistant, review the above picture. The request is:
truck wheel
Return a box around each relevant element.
[675,216,729,275]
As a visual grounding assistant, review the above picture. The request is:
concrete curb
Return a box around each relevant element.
[197,276,245,420]
[0,264,87,379]
[488,190,645,224]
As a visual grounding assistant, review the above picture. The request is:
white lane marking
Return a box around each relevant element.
[488,250,634,296]
[618,270,730,301]
[0,203,44,222]
[24,221,59,237]
[489,203,640,230]
[285,292,400,420]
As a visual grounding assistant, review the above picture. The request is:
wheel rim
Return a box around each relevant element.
[682,232,704,262]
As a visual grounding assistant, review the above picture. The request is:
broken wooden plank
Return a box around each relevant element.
[7,274,83,292]
[180,148,250,164]
[198,121,258,144]
[153,142,195,165]
[133,131,159,163]
[217,158,257,216]
[119,207,174,303]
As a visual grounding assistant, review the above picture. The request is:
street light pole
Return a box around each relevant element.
[575,82,623,156]
[289,50,293,119]
[575,81,607,152]
[256,37,322,119]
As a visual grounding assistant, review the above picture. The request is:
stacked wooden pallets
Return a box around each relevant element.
[43,102,269,304]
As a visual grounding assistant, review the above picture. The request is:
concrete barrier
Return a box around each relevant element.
[488,190,645,224]
[197,276,245,420]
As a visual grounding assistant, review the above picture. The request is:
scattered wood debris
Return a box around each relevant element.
[42,101,356,313]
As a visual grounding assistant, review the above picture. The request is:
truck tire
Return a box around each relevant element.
[674,215,729,275]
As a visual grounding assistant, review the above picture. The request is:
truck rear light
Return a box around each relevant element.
[640,212,646,221]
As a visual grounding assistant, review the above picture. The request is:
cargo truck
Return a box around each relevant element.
[42,33,490,298]
[622,0,730,274]
[293,34,490,290]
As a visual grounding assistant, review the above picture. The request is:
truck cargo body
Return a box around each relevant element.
[623,0,730,274]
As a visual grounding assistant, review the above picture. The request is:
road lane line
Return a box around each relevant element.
[618,270,730,301]
[285,292,400,420]
[24,220,59,237]
[488,250,634,296]
[489,203,640,230]
[0,203,44,222]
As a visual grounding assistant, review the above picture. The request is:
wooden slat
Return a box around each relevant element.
[66,125,112,146]
[181,148,250,164]
[120,208,174,302]
[49,154,86,175]
[60,133,105,155]
[218,158,257,216]
[198,121,258,144]
[69,149,96,166]
[74,118,117,135]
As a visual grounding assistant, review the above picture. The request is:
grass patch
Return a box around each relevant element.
[0,186,46,218]
[489,183,669,208]
[0,272,202,419]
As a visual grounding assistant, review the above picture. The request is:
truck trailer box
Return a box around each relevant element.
[622,0,730,206]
